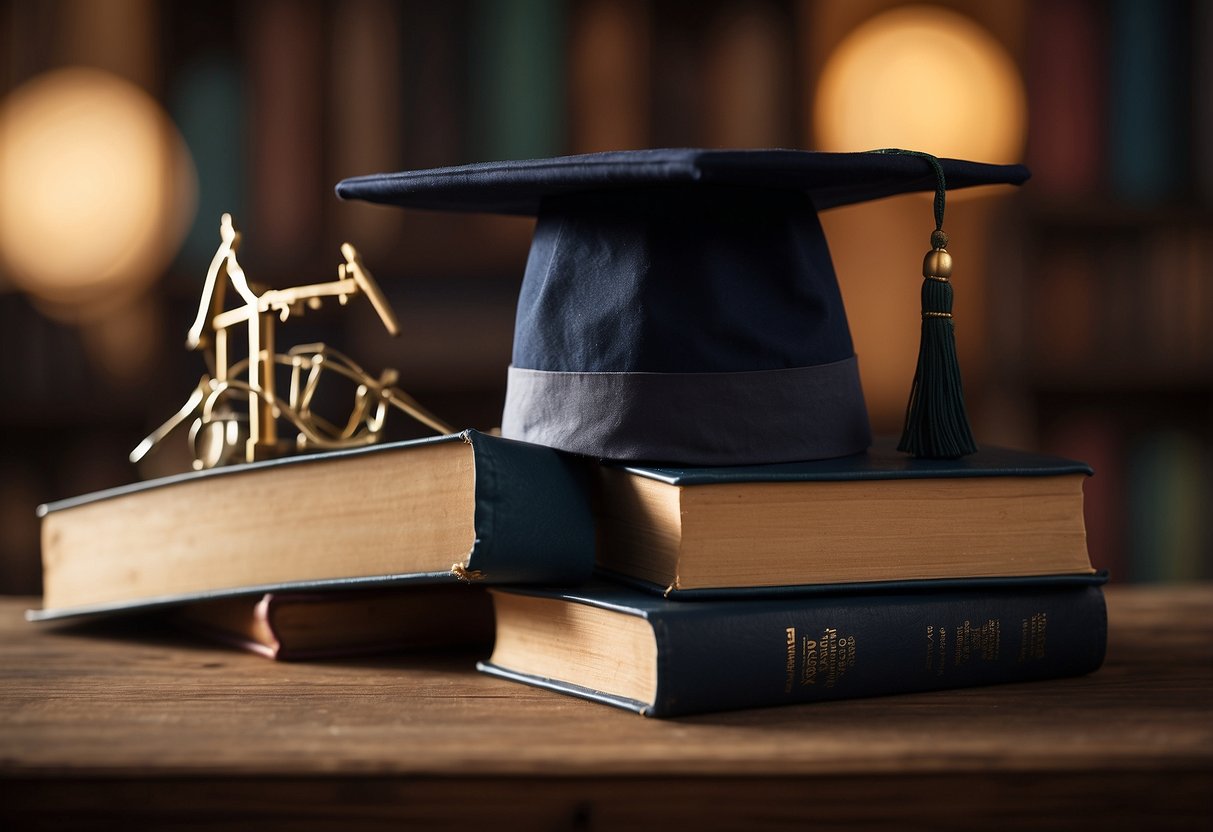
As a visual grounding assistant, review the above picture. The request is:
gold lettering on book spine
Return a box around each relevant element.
[801,638,819,687]
[1018,612,1048,662]
[781,620,858,693]
[954,618,1002,666]
[783,628,796,694]
[780,624,858,693]
[925,616,1004,674]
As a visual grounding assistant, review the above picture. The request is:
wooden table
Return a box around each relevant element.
[2,586,1210,830]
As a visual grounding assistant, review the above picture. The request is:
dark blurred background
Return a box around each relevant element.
[1,0,1209,593]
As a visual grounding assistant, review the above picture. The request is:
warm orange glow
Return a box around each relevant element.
[814,6,1026,162]
[0,68,196,318]
[814,7,1025,433]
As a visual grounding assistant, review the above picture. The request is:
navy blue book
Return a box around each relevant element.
[33,430,593,620]
[479,580,1108,718]
[596,439,1097,598]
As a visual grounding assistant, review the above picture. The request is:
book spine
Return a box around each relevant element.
[1127,431,1207,582]
[246,0,324,268]
[169,38,246,266]
[702,2,792,149]
[649,585,1106,717]
[328,0,406,256]
[467,0,566,161]
[567,0,651,154]
[1107,0,1188,203]
[1025,0,1104,198]
[1198,1,1213,204]
[464,433,596,585]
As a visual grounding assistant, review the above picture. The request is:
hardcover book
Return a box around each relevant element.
[33,430,593,620]
[596,439,1097,596]
[479,579,1108,718]
[174,586,493,661]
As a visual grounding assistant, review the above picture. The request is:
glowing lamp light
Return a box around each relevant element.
[814,6,1026,162]
[812,7,1026,432]
[0,68,196,320]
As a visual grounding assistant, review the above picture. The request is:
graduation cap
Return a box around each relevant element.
[337,149,1028,465]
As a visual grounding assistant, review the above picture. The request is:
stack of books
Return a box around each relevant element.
[478,438,1105,717]
[34,432,1105,717]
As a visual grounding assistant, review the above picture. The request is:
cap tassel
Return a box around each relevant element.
[898,228,976,458]
[877,149,977,459]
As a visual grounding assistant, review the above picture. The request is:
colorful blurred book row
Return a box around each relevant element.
[1044,414,1210,584]
[1023,0,1211,584]
[1027,0,1213,204]
[1030,221,1213,386]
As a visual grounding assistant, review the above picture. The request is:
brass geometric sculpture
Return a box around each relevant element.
[131,214,453,470]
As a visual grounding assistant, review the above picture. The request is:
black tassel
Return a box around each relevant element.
[872,149,977,459]
[897,228,977,458]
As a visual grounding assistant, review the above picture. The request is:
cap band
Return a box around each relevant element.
[502,358,872,465]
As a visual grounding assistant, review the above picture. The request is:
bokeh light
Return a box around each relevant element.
[814,5,1026,162]
[0,67,196,320]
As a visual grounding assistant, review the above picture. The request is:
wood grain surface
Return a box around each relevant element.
[2,585,1210,830]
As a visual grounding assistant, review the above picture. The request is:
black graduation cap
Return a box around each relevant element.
[337,149,1029,465]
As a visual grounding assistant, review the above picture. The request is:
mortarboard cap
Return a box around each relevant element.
[337,149,1029,465]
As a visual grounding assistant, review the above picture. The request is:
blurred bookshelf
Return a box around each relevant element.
[1011,0,1213,584]
[0,0,1209,594]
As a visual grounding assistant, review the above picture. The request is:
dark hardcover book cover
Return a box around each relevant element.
[599,570,1110,602]
[32,430,594,620]
[479,580,1108,718]
[614,438,1093,486]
